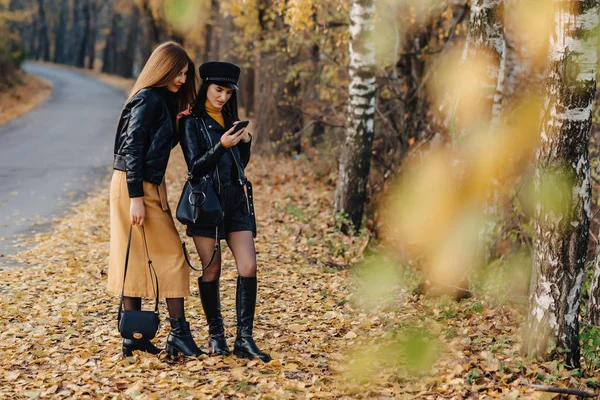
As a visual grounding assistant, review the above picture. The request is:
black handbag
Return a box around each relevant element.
[117,226,160,341]
[176,116,224,228]
[176,177,223,226]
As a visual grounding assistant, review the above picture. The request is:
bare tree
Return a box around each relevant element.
[53,0,68,63]
[86,0,98,69]
[75,0,91,68]
[36,0,51,61]
[522,0,598,369]
[204,0,220,62]
[334,0,376,232]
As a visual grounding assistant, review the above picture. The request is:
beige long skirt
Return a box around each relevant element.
[106,170,189,299]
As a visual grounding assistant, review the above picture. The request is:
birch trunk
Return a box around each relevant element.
[462,0,506,127]
[589,248,600,324]
[334,0,376,232]
[462,0,507,262]
[522,0,598,369]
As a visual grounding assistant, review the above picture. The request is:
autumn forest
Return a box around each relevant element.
[3,0,600,397]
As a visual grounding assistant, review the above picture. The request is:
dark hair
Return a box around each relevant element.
[193,81,239,121]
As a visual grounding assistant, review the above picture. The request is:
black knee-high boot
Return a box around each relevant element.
[233,276,271,362]
[166,318,205,357]
[199,279,230,356]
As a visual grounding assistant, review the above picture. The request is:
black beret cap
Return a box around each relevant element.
[199,61,240,90]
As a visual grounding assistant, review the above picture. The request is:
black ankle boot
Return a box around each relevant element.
[199,279,230,356]
[166,318,205,357]
[233,276,271,362]
[122,338,161,357]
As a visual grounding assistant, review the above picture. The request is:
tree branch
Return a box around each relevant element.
[529,384,598,398]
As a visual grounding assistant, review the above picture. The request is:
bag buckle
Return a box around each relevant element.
[188,191,206,207]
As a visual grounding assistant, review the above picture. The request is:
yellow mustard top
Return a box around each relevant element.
[205,100,224,127]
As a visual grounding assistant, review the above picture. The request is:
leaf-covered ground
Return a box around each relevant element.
[0,69,52,125]
[3,147,594,399]
[2,60,598,397]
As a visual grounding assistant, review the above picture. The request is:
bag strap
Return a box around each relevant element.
[181,114,221,274]
[193,115,221,192]
[118,225,159,322]
[182,227,219,272]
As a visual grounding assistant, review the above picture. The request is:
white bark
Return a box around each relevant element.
[523,0,598,369]
[334,0,376,231]
[462,0,506,122]
[462,1,507,262]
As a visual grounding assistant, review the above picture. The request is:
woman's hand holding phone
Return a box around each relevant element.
[220,121,250,148]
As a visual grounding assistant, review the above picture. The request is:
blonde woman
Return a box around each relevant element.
[107,42,202,357]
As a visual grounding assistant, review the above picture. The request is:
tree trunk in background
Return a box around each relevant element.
[396,23,428,159]
[464,0,506,127]
[243,67,256,116]
[53,0,68,63]
[36,0,50,61]
[462,0,507,263]
[120,5,139,78]
[204,0,220,62]
[68,0,81,65]
[589,247,600,325]
[75,0,91,68]
[503,0,541,99]
[253,0,275,147]
[523,0,598,369]
[87,0,97,69]
[140,0,164,63]
[307,8,325,149]
[334,0,376,232]
[102,8,118,74]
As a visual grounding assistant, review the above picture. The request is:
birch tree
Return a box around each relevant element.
[462,0,506,127]
[334,0,376,232]
[462,0,507,262]
[522,0,598,369]
[589,247,600,325]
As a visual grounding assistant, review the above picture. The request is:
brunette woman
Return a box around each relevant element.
[179,62,271,362]
[107,42,203,358]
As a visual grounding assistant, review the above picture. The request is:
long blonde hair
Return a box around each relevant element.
[128,41,197,113]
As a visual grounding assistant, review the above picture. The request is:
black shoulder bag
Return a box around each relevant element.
[176,115,222,272]
[117,226,160,340]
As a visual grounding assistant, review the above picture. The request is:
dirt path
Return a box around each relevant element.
[0,63,125,257]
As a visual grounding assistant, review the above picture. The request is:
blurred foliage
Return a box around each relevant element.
[0,0,29,86]
[9,0,600,393]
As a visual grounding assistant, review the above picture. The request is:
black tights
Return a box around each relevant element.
[123,297,185,320]
[194,231,257,282]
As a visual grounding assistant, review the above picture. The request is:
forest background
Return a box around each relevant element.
[5,0,600,397]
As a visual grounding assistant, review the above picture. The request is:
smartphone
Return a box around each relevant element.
[231,120,250,134]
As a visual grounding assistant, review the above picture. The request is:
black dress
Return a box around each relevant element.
[179,110,256,240]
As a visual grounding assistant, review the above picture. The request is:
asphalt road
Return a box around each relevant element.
[0,62,125,258]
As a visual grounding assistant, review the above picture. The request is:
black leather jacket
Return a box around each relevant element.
[179,111,251,187]
[113,87,176,198]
